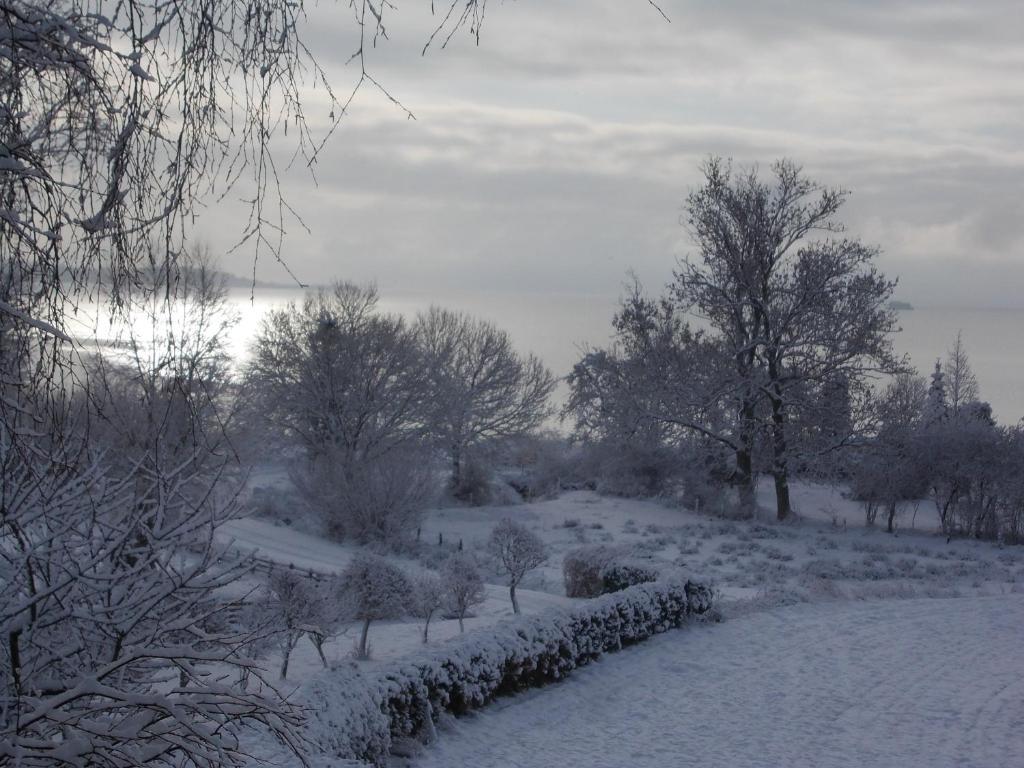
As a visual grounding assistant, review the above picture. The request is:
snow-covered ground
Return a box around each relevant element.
[220,477,1024,766]
[409,595,1024,768]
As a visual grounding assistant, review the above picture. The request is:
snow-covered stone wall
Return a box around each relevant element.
[304,577,713,764]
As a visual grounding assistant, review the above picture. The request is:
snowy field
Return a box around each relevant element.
[408,595,1024,768]
[219,478,1024,766]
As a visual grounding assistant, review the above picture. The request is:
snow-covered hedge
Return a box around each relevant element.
[563,545,660,597]
[305,577,713,764]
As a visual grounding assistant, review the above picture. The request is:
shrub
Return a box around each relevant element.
[450,454,495,506]
[601,561,659,593]
[293,448,438,547]
[303,578,714,765]
[562,545,623,597]
[501,432,580,499]
[590,441,681,497]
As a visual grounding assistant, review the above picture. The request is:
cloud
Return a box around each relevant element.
[193,0,1024,309]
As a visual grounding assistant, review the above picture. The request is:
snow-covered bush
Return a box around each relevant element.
[587,440,684,498]
[487,519,547,614]
[562,545,624,597]
[562,545,658,596]
[338,554,412,658]
[601,561,660,593]
[303,664,393,765]
[304,577,713,764]
[501,432,579,499]
[439,553,487,632]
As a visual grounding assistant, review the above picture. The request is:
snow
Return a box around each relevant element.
[220,481,1024,683]
[301,578,710,763]
[220,477,1024,766]
[218,516,358,574]
[409,595,1024,768]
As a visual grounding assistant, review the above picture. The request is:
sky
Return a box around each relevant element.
[197,0,1024,309]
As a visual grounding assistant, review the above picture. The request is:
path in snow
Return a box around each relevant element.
[412,596,1024,768]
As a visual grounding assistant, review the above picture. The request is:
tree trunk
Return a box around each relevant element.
[422,613,433,643]
[735,399,757,515]
[886,502,898,534]
[770,391,790,524]
[510,584,520,615]
[280,648,291,680]
[735,446,755,515]
[773,471,791,522]
[312,635,328,667]
[451,443,462,487]
[357,618,371,658]
[457,614,465,633]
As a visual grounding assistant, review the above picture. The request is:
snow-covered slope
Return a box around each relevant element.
[411,595,1024,768]
[218,516,357,573]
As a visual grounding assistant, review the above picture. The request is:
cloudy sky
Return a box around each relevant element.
[198,0,1024,309]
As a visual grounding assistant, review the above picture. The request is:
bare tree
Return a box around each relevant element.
[487,519,547,614]
[292,445,439,545]
[338,554,411,659]
[85,247,240,507]
[0,0,497,345]
[245,283,429,464]
[943,332,980,417]
[415,307,556,488]
[440,553,487,633]
[256,568,346,678]
[258,569,319,680]
[566,282,747,503]
[674,158,902,519]
[410,572,446,643]
[851,374,929,532]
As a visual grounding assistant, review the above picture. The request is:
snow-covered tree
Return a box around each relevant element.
[338,554,411,659]
[245,283,430,463]
[440,553,487,632]
[303,579,346,670]
[943,332,980,418]
[415,307,556,490]
[0,458,302,767]
[258,570,318,680]
[851,374,929,531]
[487,519,547,614]
[924,359,949,425]
[672,158,902,519]
[85,248,240,511]
[257,568,343,678]
[565,283,744,503]
[409,573,446,643]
